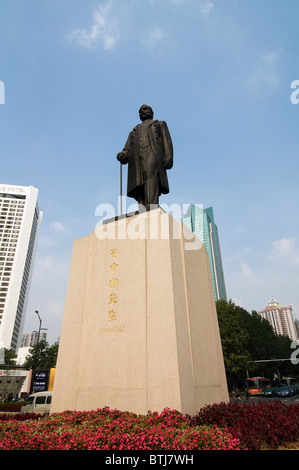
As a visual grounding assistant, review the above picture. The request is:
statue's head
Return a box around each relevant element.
[139,104,154,121]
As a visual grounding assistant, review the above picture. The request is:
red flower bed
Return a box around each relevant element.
[0,407,246,450]
[1,402,298,450]
[191,401,299,450]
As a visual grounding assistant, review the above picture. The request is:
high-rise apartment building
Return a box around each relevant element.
[0,184,42,352]
[182,204,227,301]
[21,328,48,348]
[259,297,298,341]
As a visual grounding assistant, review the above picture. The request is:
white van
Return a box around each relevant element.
[21,391,52,415]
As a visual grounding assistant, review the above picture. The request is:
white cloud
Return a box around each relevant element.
[240,261,254,276]
[66,0,213,53]
[171,0,214,18]
[268,237,299,266]
[272,238,293,256]
[34,254,70,277]
[49,221,71,234]
[142,26,166,49]
[249,49,282,89]
[200,0,214,20]
[225,236,299,314]
[169,0,213,19]
[67,1,120,51]
[231,297,243,307]
[25,253,71,343]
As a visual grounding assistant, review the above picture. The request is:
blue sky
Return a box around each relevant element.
[1,0,299,344]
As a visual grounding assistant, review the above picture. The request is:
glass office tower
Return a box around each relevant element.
[182,204,227,302]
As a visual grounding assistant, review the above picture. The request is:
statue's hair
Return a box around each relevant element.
[139,104,154,117]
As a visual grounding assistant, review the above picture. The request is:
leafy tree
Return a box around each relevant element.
[216,300,252,387]
[4,348,17,365]
[23,341,59,369]
[216,300,299,389]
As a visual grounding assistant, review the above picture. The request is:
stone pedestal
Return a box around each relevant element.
[51,209,228,416]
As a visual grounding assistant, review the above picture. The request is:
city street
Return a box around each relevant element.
[231,395,299,406]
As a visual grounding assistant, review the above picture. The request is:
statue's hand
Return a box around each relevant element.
[117,152,126,162]
[163,161,173,170]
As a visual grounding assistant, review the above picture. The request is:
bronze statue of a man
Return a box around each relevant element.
[117,105,173,210]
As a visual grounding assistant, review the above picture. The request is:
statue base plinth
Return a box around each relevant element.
[51,209,228,415]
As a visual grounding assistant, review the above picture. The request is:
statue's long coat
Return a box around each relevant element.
[120,120,173,201]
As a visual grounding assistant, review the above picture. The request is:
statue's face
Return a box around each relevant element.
[139,105,154,121]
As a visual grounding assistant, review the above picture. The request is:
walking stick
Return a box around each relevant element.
[120,161,123,216]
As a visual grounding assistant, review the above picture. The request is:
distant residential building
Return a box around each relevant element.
[182,204,227,301]
[0,184,42,352]
[21,328,48,348]
[259,297,298,341]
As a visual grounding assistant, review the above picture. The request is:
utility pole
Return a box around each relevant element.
[30,310,42,393]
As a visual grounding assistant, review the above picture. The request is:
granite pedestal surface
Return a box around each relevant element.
[51,209,229,415]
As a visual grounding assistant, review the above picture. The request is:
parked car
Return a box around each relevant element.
[21,391,52,415]
[288,386,298,396]
[276,386,292,397]
[262,387,277,397]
